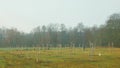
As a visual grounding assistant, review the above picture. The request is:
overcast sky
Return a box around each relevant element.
[0,0,120,33]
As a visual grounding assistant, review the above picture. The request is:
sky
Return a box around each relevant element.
[0,0,120,33]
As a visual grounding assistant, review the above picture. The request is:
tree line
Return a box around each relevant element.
[0,13,120,48]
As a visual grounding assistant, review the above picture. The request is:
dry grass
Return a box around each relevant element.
[0,47,120,68]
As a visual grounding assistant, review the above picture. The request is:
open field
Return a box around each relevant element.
[0,47,120,68]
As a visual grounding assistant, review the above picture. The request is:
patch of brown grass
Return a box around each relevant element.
[0,48,120,68]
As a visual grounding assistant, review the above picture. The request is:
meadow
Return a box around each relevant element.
[0,47,120,68]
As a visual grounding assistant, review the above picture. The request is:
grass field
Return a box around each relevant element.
[0,47,120,68]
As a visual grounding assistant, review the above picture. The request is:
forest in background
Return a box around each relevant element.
[0,13,120,48]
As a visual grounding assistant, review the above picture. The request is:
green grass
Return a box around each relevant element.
[0,47,120,68]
